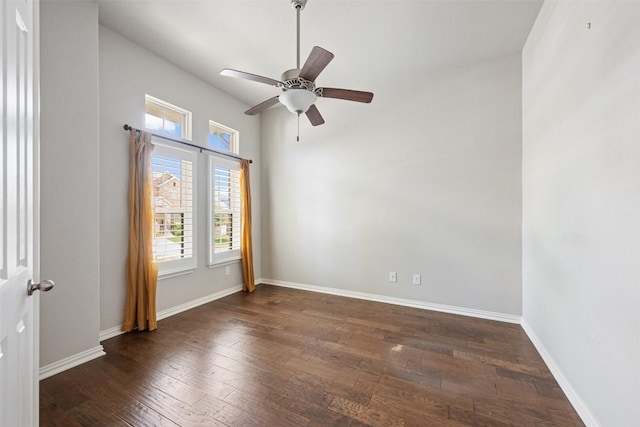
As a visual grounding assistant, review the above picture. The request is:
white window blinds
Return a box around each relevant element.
[152,142,197,274]
[209,155,241,264]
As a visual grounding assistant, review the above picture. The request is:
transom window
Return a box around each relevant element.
[145,95,192,141]
[208,120,238,154]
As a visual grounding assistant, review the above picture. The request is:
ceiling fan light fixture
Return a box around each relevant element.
[279,89,317,114]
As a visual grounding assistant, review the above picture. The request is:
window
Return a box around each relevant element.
[208,120,238,154]
[145,95,192,140]
[209,155,241,265]
[152,142,197,274]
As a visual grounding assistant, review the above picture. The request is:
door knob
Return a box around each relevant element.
[27,279,55,296]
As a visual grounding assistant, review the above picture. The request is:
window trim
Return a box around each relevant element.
[207,259,241,270]
[208,154,242,266]
[152,141,198,276]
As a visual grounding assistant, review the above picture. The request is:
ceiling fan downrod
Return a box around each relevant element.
[291,0,307,69]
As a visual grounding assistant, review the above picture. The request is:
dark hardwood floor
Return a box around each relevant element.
[40,285,583,426]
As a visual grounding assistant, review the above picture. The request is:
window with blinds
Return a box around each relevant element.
[209,155,241,264]
[152,142,197,274]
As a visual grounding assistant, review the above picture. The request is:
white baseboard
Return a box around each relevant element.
[156,284,243,321]
[99,284,244,341]
[260,278,521,324]
[521,319,600,427]
[99,325,125,341]
[39,345,105,381]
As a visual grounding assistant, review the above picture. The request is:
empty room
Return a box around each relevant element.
[0,0,637,426]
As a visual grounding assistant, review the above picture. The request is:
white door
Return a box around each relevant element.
[0,0,43,426]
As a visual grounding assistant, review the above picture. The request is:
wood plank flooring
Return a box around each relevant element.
[40,285,584,426]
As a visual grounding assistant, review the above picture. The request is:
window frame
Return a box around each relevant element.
[152,141,198,277]
[145,95,193,141]
[208,154,242,266]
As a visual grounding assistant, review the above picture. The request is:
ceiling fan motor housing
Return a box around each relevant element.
[281,69,315,90]
[281,68,302,82]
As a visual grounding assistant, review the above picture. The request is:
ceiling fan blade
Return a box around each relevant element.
[319,88,374,103]
[220,69,282,87]
[305,104,325,126]
[245,96,280,115]
[299,46,334,82]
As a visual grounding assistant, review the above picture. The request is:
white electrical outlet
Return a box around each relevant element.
[389,272,397,282]
[412,274,421,285]
[225,266,231,275]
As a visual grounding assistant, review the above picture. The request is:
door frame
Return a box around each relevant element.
[31,0,41,422]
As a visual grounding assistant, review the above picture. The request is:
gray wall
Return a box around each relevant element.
[39,3,262,366]
[99,26,262,333]
[260,54,523,315]
[522,2,640,425]
[40,1,101,366]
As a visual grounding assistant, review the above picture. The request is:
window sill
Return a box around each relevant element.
[158,267,196,280]
[207,258,241,269]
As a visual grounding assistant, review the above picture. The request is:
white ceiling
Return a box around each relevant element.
[98,0,543,110]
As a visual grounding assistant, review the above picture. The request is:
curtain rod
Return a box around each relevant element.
[123,124,252,164]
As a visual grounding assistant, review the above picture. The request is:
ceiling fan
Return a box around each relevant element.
[220,0,374,128]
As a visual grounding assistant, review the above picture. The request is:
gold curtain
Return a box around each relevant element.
[240,159,255,292]
[122,128,159,332]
